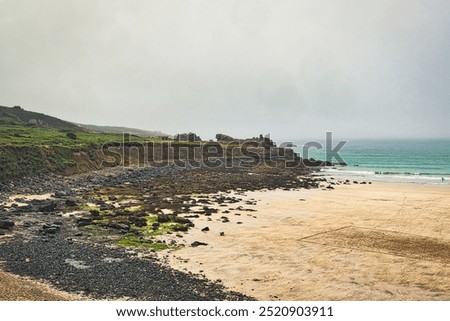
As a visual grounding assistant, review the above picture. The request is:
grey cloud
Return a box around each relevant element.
[0,0,449,141]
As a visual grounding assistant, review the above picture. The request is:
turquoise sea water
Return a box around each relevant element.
[293,139,450,184]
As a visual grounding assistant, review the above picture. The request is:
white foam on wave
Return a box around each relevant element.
[315,167,450,185]
[320,168,375,176]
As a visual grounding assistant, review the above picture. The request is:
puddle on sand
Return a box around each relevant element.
[4,193,53,207]
[64,259,91,270]
[103,257,124,263]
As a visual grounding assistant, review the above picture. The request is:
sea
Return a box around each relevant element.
[292,139,450,185]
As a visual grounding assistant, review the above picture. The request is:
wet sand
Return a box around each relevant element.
[162,182,450,300]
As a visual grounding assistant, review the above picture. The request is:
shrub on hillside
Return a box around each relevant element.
[66,132,77,140]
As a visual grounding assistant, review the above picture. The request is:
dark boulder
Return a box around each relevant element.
[90,210,100,217]
[100,205,114,211]
[107,222,130,231]
[76,217,93,227]
[203,206,218,215]
[42,224,60,234]
[38,201,57,212]
[65,198,78,207]
[134,218,148,227]
[175,132,202,142]
[191,241,208,247]
[173,217,193,226]
[0,220,14,230]
[157,214,170,223]
[215,133,235,141]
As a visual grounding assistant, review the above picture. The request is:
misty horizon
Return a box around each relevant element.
[1,0,449,142]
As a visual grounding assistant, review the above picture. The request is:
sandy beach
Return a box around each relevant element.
[1,167,449,301]
[0,271,81,301]
[162,181,450,300]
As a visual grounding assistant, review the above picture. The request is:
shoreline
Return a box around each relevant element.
[158,181,450,300]
[315,167,450,186]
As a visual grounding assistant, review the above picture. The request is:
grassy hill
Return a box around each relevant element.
[0,105,166,181]
[0,105,83,131]
[0,105,168,138]
[80,124,170,138]
[0,104,212,181]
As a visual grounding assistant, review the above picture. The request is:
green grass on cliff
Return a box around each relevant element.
[0,124,124,148]
[0,124,222,180]
[0,124,129,180]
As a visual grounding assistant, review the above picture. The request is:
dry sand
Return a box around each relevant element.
[162,182,450,300]
[0,270,82,301]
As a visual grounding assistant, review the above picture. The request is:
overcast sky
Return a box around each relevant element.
[0,0,449,141]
